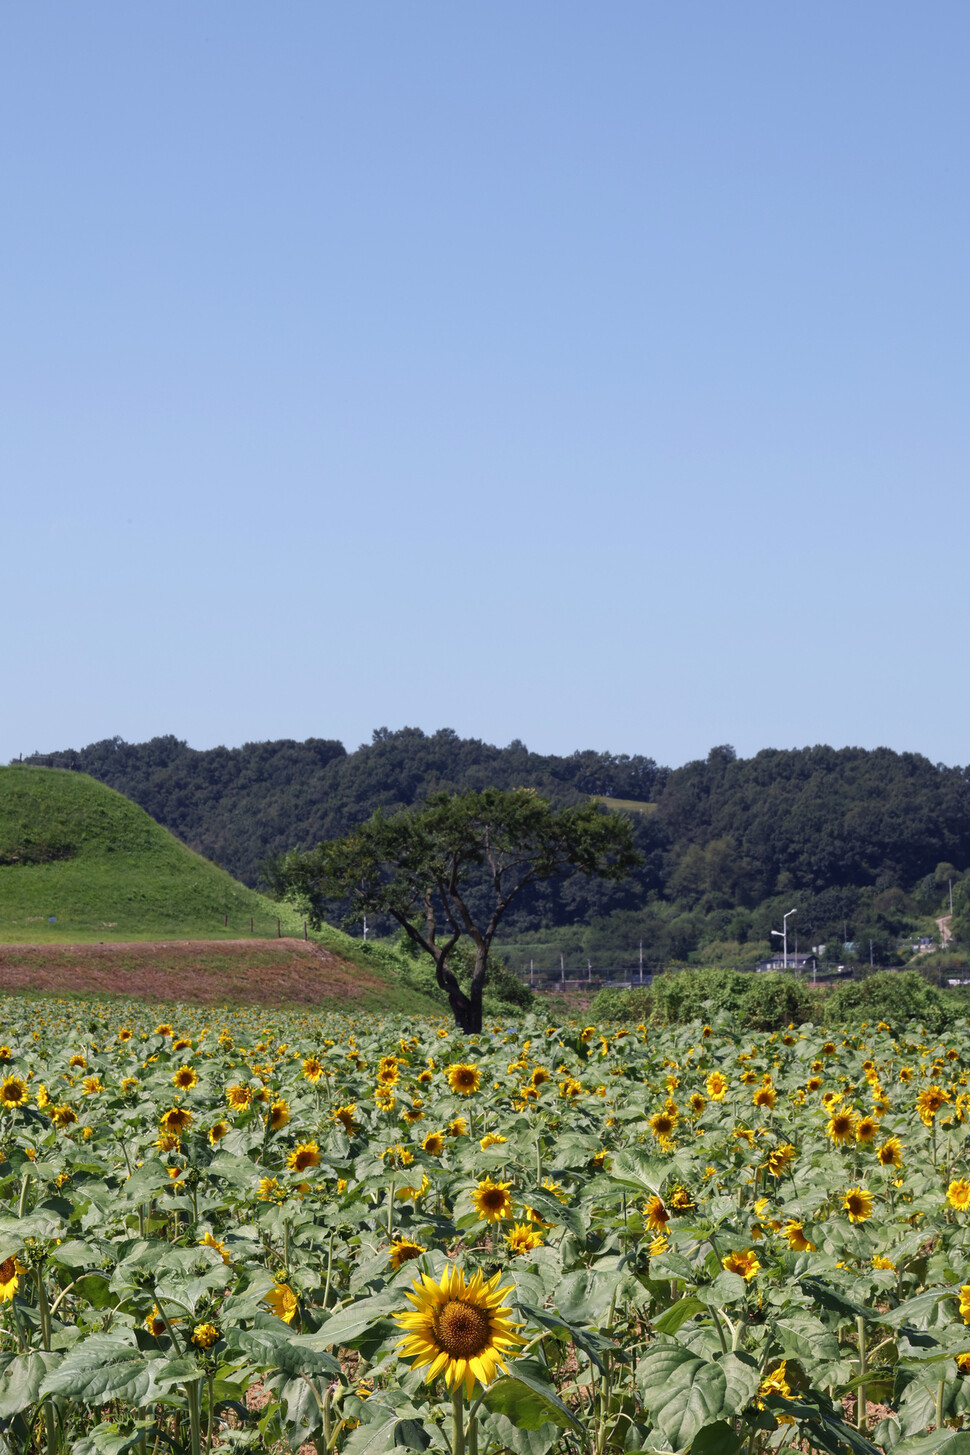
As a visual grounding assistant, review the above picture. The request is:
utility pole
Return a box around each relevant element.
[560,952,565,985]
[771,907,797,969]
[530,958,534,988]
[362,915,368,942]
[950,879,954,916]
[587,959,592,982]
[869,938,874,967]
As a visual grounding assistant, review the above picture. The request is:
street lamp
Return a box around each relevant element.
[771,908,797,969]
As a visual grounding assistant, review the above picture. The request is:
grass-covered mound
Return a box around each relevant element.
[0,764,330,943]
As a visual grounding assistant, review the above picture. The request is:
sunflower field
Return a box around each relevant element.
[1,996,970,1455]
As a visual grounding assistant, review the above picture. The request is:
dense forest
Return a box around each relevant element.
[22,731,970,970]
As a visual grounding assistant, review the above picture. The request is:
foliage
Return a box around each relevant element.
[645,968,818,1031]
[273,789,640,1031]
[826,969,954,1034]
[23,732,970,971]
[0,995,968,1453]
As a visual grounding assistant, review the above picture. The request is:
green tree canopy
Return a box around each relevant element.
[275,787,642,1031]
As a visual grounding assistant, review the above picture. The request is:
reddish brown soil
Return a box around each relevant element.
[0,938,384,1007]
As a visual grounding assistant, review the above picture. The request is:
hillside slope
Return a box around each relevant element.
[0,764,330,943]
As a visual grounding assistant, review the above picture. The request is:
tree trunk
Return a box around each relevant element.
[433,953,481,1034]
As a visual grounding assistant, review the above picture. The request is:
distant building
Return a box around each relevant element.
[756,952,817,973]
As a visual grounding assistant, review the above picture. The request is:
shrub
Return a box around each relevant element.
[592,968,815,1031]
[589,986,652,1022]
[825,970,953,1035]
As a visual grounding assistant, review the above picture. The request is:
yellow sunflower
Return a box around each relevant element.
[160,1106,194,1134]
[199,1232,230,1264]
[0,1257,24,1302]
[506,1223,544,1255]
[172,1066,198,1090]
[422,1131,446,1156]
[877,1136,902,1168]
[208,1121,229,1146]
[225,1084,252,1111]
[286,1141,321,1173]
[446,1064,482,1096]
[722,1249,760,1281]
[266,1099,290,1131]
[782,1219,814,1251]
[472,1178,513,1223]
[191,1323,219,1348]
[644,1195,670,1232]
[826,1110,857,1145]
[705,1072,728,1100]
[648,1110,677,1142]
[332,1104,358,1135]
[0,1076,29,1109]
[948,1179,970,1211]
[389,1238,425,1270]
[263,1284,298,1323]
[302,1056,323,1083]
[395,1265,523,1397]
[843,1187,874,1223]
[765,1144,796,1177]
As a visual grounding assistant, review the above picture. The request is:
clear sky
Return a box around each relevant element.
[3,4,968,770]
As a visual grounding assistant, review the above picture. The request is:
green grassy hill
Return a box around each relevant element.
[0,765,317,943]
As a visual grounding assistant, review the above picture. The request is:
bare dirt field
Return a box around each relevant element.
[0,938,387,1007]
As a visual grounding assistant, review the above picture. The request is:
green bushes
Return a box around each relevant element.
[588,986,653,1022]
[590,965,963,1035]
[646,968,816,1031]
[825,969,953,1035]
[593,967,815,1031]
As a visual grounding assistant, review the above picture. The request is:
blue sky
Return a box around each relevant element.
[3,4,968,770]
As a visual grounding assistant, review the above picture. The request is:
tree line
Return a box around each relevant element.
[23,730,970,965]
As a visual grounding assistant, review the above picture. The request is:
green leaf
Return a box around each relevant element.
[40,1337,163,1405]
[690,1419,744,1455]
[484,1358,581,1433]
[607,1151,665,1194]
[775,1313,841,1364]
[0,1351,61,1417]
[310,1293,399,1348]
[635,1343,729,1447]
[479,1411,561,1455]
[764,1392,883,1455]
[717,1352,761,1415]
[797,1277,877,1324]
[514,1300,614,1374]
[894,1435,970,1455]
[654,1296,707,1335]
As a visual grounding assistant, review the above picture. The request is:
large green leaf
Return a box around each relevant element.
[0,1351,61,1417]
[635,1344,730,1447]
[40,1337,164,1405]
[479,1411,561,1455]
[653,1296,707,1335]
[483,1360,579,1433]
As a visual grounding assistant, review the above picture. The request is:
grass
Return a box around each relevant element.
[0,764,317,943]
[595,796,657,815]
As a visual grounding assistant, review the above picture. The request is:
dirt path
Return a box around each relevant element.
[0,937,386,1006]
[937,915,953,949]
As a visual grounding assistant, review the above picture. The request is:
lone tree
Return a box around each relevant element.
[275,787,642,1033]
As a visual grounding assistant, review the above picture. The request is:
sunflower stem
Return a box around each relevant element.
[452,1385,466,1455]
[388,1182,395,1238]
[856,1315,866,1430]
[936,1377,945,1433]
